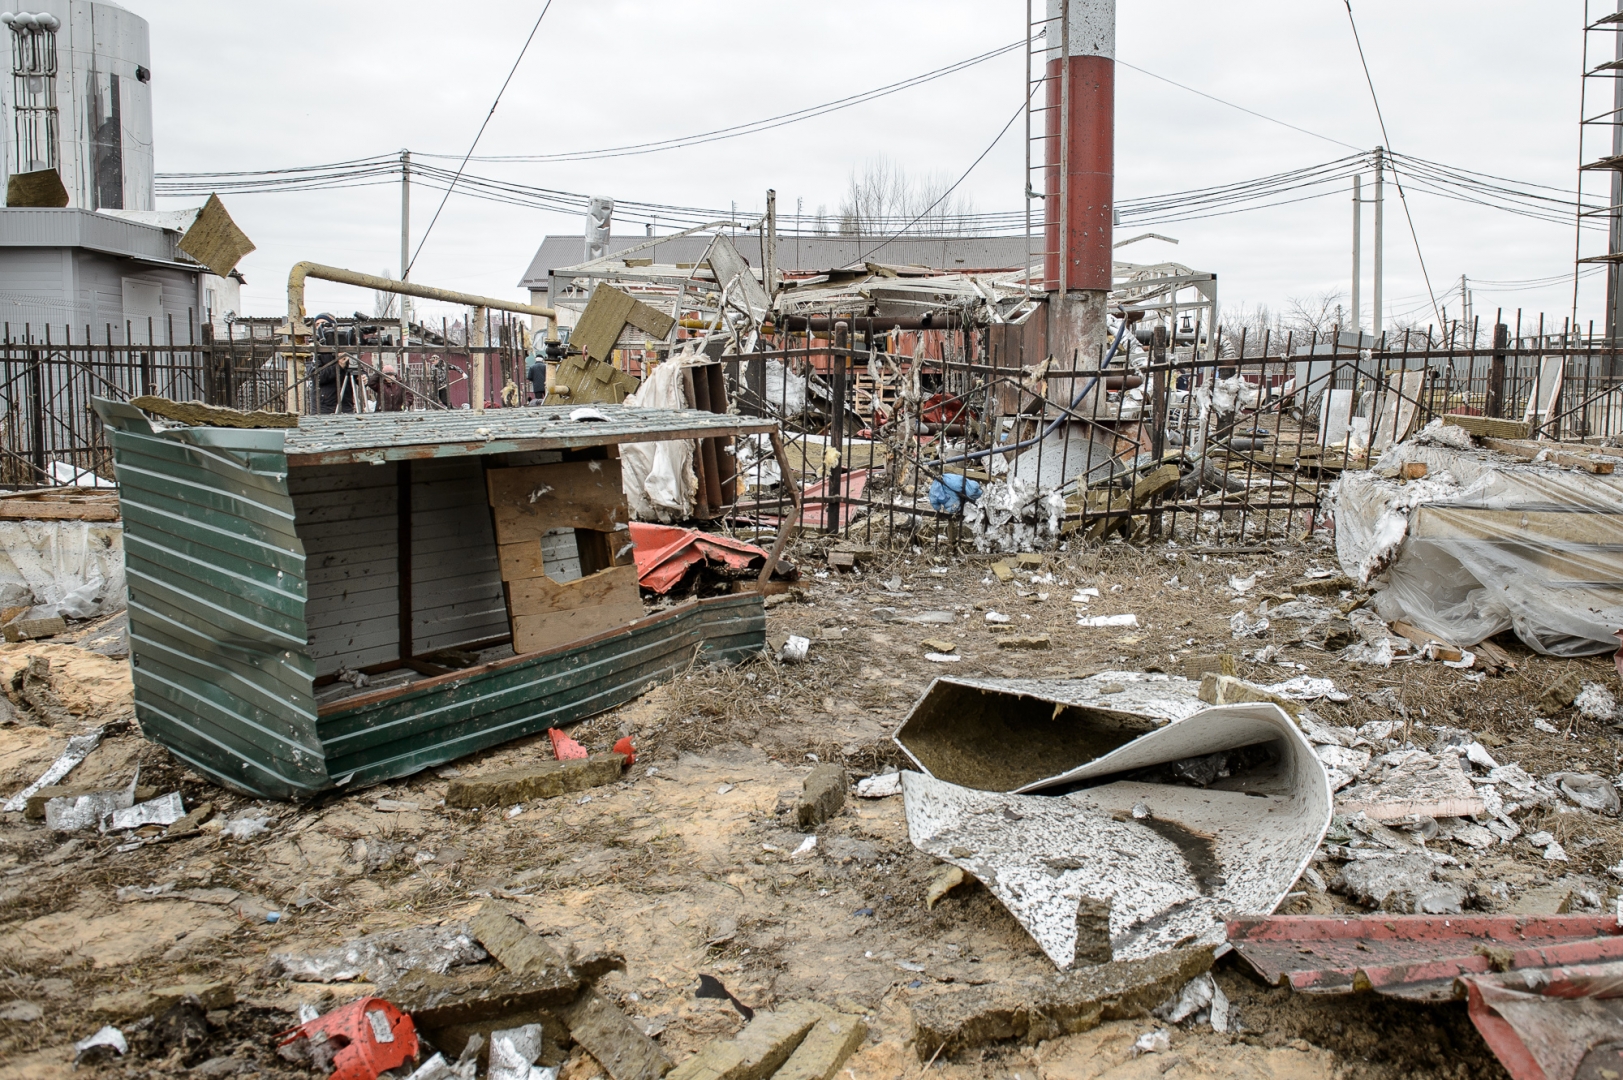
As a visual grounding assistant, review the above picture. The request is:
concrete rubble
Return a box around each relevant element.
[3,469,1622,1080]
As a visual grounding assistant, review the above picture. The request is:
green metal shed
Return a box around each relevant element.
[93,399,779,800]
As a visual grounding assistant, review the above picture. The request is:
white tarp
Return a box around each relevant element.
[0,520,126,619]
[1331,432,1623,655]
[619,355,699,522]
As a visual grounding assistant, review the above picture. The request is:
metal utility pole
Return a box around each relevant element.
[1373,146,1385,341]
[764,189,778,299]
[1043,0,1115,403]
[1351,174,1362,334]
[399,149,411,348]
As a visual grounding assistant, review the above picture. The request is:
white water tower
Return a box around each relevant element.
[0,1,153,210]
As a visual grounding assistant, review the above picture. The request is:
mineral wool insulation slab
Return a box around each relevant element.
[896,672,1332,968]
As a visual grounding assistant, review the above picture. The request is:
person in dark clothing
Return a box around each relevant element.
[367,362,407,412]
[526,353,548,403]
[429,354,450,407]
[316,352,363,413]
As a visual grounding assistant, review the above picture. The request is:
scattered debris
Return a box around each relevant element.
[1333,440,1623,655]
[74,1025,128,1066]
[667,1001,823,1080]
[278,997,419,1080]
[854,771,902,798]
[267,924,489,986]
[1,723,112,811]
[794,763,847,829]
[908,946,1214,1060]
[1550,772,1621,815]
[446,754,629,808]
[1228,914,1623,1001]
[1462,958,1623,1080]
[488,1023,559,1080]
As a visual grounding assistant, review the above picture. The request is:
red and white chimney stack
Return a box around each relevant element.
[1044,0,1114,373]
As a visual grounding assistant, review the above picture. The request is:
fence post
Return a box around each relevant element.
[1487,322,1508,418]
[826,321,848,534]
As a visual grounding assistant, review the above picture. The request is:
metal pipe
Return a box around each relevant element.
[286,262,558,342]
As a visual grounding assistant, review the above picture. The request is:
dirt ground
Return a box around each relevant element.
[2,536,1618,1080]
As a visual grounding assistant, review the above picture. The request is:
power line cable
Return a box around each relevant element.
[1343,1,1445,330]
[1115,60,1363,152]
[424,40,1025,164]
[407,0,554,277]
[856,95,1026,262]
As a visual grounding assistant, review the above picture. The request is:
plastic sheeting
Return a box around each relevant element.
[619,357,698,522]
[0,520,126,619]
[1331,436,1623,656]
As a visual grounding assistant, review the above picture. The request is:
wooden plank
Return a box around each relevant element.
[506,564,640,617]
[0,500,120,521]
[498,540,548,581]
[1411,506,1623,548]
[486,460,627,537]
[1480,437,1616,473]
[1443,413,1531,440]
[1390,620,1463,662]
[512,592,647,654]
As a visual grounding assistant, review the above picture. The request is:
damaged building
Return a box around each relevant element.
[1,0,1623,1079]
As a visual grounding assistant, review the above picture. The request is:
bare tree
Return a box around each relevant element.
[837,157,976,237]
[373,270,398,319]
[1280,290,1347,341]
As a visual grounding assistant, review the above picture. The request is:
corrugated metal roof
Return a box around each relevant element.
[519,233,1034,289]
[283,405,774,465]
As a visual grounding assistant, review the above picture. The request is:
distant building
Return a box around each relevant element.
[0,207,233,343]
[0,1,154,212]
[518,233,1035,320]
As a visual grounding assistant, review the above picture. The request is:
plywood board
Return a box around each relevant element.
[486,459,627,537]
[506,563,639,617]
[512,593,647,655]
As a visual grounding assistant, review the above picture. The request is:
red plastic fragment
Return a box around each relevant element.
[548,728,588,761]
[277,997,418,1080]
[613,736,636,767]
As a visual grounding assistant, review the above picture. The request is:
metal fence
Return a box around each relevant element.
[4,315,1620,552]
[715,320,1623,550]
[0,320,527,489]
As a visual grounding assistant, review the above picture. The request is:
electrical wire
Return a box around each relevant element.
[856,95,1030,263]
[423,40,1026,164]
[1115,60,1363,152]
[1343,1,1445,331]
[407,0,555,276]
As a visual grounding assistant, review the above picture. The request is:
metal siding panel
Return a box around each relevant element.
[107,424,322,801]
[292,462,400,674]
[411,458,508,654]
[318,594,765,784]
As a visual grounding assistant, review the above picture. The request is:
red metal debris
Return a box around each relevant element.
[277,997,418,1080]
[548,728,588,761]
[1226,915,1623,1002]
[1463,959,1623,1080]
[613,736,636,766]
[629,521,774,594]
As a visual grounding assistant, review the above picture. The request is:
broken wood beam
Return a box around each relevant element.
[131,395,298,429]
[1389,620,1464,662]
[1480,437,1616,473]
[1442,413,1530,441]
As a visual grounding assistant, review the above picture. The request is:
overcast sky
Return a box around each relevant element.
[141,0,1593,335]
